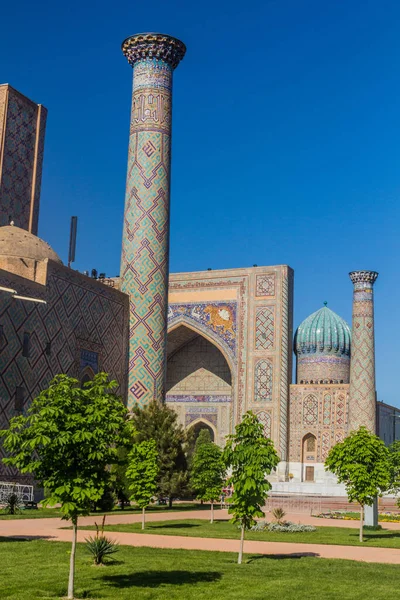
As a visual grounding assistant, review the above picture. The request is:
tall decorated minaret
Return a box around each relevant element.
[348,270,379,432]
[120,33,186,408]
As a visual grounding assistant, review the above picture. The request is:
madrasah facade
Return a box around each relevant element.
[0,34,399,492]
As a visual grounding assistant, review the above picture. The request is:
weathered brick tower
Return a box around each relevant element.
[0,85,47,234]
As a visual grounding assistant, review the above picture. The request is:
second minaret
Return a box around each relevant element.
[348,270,379,432]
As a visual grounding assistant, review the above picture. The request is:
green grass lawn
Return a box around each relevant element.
[1,537,400,599]
[0,507,62,520]
[79,518,400,549]
[0,502,211,520]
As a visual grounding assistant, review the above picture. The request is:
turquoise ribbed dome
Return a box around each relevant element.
[295,305,351,357]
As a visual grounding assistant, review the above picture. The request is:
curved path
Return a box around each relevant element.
[2,509,400,565]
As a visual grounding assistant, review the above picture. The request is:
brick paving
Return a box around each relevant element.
[2,509,400,564]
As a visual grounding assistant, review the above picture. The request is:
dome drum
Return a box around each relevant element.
[297,354,350,385]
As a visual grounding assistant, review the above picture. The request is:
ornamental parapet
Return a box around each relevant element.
[349,271,379,285]
[122,33,186,69]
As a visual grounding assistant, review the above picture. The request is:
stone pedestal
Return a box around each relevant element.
[364,499,378,527]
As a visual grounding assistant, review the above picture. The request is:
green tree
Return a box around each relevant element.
[223,411,280,564]
[191,437,225,523]
[0,373,130,600]
[187,428,211,466]
[325,426,391,542]
[110,446,131,509]
[126,439,159,529]
[387,441,400,505]
[194,428,212,449]
[132,401,188,507]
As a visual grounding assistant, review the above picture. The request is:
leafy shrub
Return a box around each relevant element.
[92,487,116,512]
[268,522,316,532]
[4,492,22,515]
[85,515,119,565]
[250,520,267,532]
[250,520,316,533]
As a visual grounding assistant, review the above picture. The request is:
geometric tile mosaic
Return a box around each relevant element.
[254,359,273,402]
[0,86,47,234]
[323,394,331,425]
[256,274,275,297]
[0,264,129,481]
[256,410,272,438]
[336,394,345,427]
[255,307,274,350]
[321,430,331,460]
[349,272,378,432]
[303,394,318,426]
[119,48,185,409]
[289,385,350,462]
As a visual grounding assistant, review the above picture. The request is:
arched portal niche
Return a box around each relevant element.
[165,323,233,445]
[302,433,317,482]
[188,420,215,443]
[166,324,232,394]
[81,366,95,387]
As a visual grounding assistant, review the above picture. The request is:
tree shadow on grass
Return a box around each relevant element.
[363,532,400,541]
[150,523,201,530]
[102,570,222,588]
[247,552,319,563]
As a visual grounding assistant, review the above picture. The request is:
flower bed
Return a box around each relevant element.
[250,520,316,533]
[315,511,357,520]
[315,510,400,523]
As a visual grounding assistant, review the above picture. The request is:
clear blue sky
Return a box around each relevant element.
[1,0,399,405]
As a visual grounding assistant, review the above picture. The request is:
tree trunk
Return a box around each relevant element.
[142,507,145,530]
[238,524,245,564]
[67,517,77,599]
[210,502,214,524]
[169,497,173,509]
[360,504,363,543]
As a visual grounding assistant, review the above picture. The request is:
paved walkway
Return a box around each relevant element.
[2,509,400,565]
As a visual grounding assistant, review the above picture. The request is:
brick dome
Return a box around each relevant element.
[0,225,62,264]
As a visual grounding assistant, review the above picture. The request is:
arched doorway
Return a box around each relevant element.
[166,323,233,445]
[80,366,95,387]
[189,420,215,443]
[302,433,317,482]
[186,419,216,461]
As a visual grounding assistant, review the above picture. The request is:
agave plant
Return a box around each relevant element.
[85,515,119,565]
[272,507,286,525]
[85,535,119,565]
[4,492,22,515]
